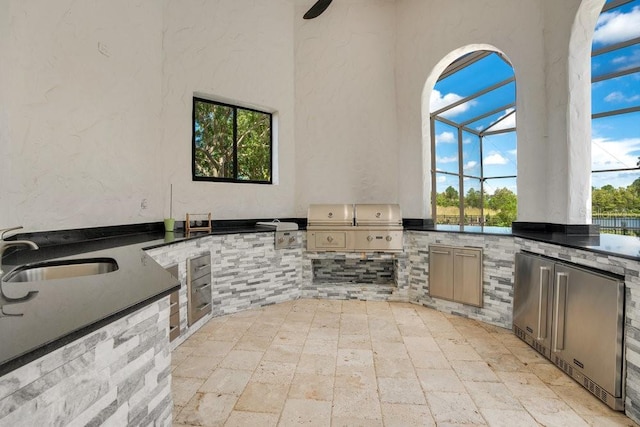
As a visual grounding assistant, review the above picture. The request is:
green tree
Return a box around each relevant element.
[485,187,517,226]
[465,188,481,209]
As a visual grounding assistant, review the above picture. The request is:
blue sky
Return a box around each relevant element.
[431,0,639,197]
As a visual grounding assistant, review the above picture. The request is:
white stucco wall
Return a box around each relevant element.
[0,0,164,231]
[161,0,296,221]
[0,0,601,230]
[293,0,399,215]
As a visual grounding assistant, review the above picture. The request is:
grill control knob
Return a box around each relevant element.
[289,237,296,243]
[278,237,285,244]
[328,212,333,218]
[367,235,373,242]
[327,236,334,242]
[386,236,392,242]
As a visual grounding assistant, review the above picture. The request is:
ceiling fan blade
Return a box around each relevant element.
[303,0,333,19]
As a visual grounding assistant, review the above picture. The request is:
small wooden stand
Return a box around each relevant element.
[186,213,212,234]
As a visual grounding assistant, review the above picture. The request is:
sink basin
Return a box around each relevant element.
[2,258,119,283]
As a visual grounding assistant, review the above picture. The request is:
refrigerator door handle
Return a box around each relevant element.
[537,266,550,340]
[553,272,568,352]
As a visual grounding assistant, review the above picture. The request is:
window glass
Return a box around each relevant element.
[434,120,459,174]
[590,1,640,229]
[435,173,460,224]
[483,177,518,227]
[482,132,517,178]
[463,178,482,225]
[441,81,515,123]
[592,44,640,80]
[431,50,517,227]
[435,53,513,102]
[236,109,271,181]
[193,98,272,183]
[462,131,481,178]
[592,71,640,115]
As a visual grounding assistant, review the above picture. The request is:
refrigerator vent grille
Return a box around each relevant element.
[584,377,608,403]
[554,356,574,377]
[514,326,526,340]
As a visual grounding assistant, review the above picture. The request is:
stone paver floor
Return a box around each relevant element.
[171,299,637,426]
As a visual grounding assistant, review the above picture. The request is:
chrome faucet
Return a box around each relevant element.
[0,226,39,275]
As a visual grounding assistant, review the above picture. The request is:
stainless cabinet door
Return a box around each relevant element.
[453,248,482,307]
[429,246,454,300]
[514,253,553,357]
[552,263,624,398]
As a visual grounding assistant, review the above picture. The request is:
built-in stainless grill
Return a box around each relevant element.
[307,204,403,252]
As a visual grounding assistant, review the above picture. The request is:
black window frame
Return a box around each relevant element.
[192,97,273,184]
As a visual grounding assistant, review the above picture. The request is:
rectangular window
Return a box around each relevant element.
[192,97,272,183]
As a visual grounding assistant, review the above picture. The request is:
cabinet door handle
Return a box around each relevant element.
[169,325,179,332]
[537,266,550,340]
[553,272,568,352]
[170,301,178,309]
[431,250,450,255]
[195,283,212,292]
[455,253,477,258]
[197,302,211,312]
[195,264,209,271]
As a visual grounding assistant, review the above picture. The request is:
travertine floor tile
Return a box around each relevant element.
[225,410,278,426]
[235,382,289,414]
[172,377,205,407]
[380,403,436,426]
[198,368,251,396]
[278,398,332,427]
[416,368,466,393]
[175,392,236,426]
[218,349,263,371]
[426,391,485,425]
[377,377,426,404]
[172,355,220,379]
[288,373,334,401]
[170,299,639,427]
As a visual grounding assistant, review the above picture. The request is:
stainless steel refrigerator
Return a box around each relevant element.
[513,251,625,410]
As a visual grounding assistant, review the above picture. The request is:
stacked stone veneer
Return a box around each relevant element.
[0,298,172,426]
[406,231,516,329]
[301,233,409,301]
[213,232,303,315]
[515,237,640,424]
[146,232,303,348]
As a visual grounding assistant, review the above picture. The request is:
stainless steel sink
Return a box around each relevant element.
[2,258,119,283]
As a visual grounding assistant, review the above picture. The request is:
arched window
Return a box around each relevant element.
[591,0,640,234]
[430,51,517,227]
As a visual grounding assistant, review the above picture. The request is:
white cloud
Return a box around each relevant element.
[435,131,456,144]
[484,153,509,165]
[592,137,640,170]
[437,155,458,164]
[463,161,478,170]
[486,108,516,132]
[593,6,640,45]
[430,89,477,117]
[436,175,447,183]
[604,91,640,103]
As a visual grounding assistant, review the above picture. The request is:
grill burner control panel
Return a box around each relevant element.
[307,204,403,252]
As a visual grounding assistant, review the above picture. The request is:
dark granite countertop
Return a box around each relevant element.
[405,224,640,261]
[2,218,638,377]
[0,241,182,377]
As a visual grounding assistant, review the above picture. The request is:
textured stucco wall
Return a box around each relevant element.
[0,0,604,230]
[161,0,296,221]
[0,0,164,231]
[293,0,399,215]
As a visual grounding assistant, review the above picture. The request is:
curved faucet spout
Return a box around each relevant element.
[0,227,40,275]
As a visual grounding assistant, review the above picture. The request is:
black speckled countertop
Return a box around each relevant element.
[405,224,640,261]
[1,218,638,377]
